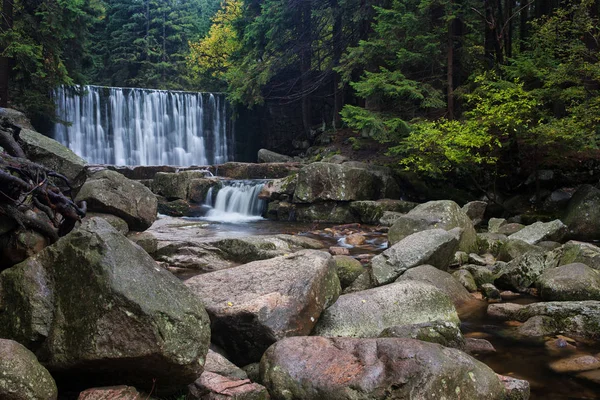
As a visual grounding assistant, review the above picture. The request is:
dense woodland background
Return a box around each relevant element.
[1,0,600,197]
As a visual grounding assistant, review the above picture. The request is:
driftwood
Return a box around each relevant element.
[0,118,86,244]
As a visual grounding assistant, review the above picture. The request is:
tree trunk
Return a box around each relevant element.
[447,0,454,119]
[332,0,343,128]
[300,0,312,137]
[0,0,14,108]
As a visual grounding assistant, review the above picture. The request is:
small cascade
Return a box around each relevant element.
[203,181,266,223]
[53,85,233,166]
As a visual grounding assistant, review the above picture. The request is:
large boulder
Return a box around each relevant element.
[388,200,477,252]
[495,250,559,292]
[396,264,472,308]
[261,337,517,400]
[75,169,158,231]
[379,320,465,349]
[210,162,302,179]
[184,250,341,365]
[0,218,211,394]
[553,240,600,271]
[312,280,459,338]
[204,349,248,380]
[342,161,402,199]
[293,162,378,203]
[0,108,34,130]
[294,202,357,223]
[370,228,459,286]
[537,263,600,301]
[0,339,57,400]
[152,170,212,200]
[349,199,418,224]
[508,220,567,245]
[563,184,600,241]
[18,128,87,190]
[257,148,293,163]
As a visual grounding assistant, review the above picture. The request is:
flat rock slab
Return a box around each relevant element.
[509,220,567,245]
[261,337,516,400]
[313,280,459,338]
[77,386,143,400]
[185,250,341,365]
[189,371,269,400]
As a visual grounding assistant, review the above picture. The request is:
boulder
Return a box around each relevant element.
[537,263,600,301]
[152,170,212,200]
[563,184,600,241]
[18,128,87,190]
[294,202,357,223]
[349,200,418,224]
[508,220,567,244]
[549,355,600,374]
[395,264,472,308]
[379,320,465,349]
[1,227,48,267]
[205,349,248,380]
[488,301,600,339]
[542,189,573,213]
[388,200,477,252]
[189,371,270,400]
[498,375,531,400]
[462,201,487,226]
[0,218,211,394]
[0,108,34,130]
[332,255,365,288]
[75,170,158,231]
[495,251,557,292]
[488,218,507,233]
[342,161,402,199]
[157,198,192,217]
[261,337,516,400]
[293,162,377,203]
[497,223,526,236]
[77,386,142,400]
[462,264,496,287]
[371,228,459,286]
[257,175,297,201]
[83,212,129,235]
[379,211,404,226]
[342,270,375,294]
[313,280,459,338]
[155,241,232,273]
[465,338,496,355]
[0,339,57,400]
[188,177,222,204]
[497,239,542,262]
[453,269,478,292]
[554,240,600,271]
[184,250,341,365]
[257,148,293,163]
[481,283,502,302]
[210,162,302,179]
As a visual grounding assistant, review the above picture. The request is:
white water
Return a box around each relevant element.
[202,181,266,223]
[53,85,233,166]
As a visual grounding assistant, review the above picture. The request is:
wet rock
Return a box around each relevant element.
[537,263,600,301]
[544,337,577,356]
[379,320,465,349]
[497,374,530,400]
[563,184,600,241]
[261,337,512,400]
[157,197,191,217]
[77,386,142,400]
[0,338,57,400]
[549,355,600,373]
[388,200,477,252]
[188,177,222,204]
[189,372,269,400]
[508,220,567,245]
[488,218,507,233]
[371,228,459,285]
[258,148,293,163]
[152,170,212,200]
[396,264,472,308]
[293,162,378,203]
[481,283,502,302]
[345,233,365,245]
[313,280,459,338]
[0,218,211,394]
[487,303,525,319]
[465,338,496,355]
[329,246,349,256]
[210,162,302,180]
[295,202,357,223]
[349,200,418,224]
[258,175,297,201]
[210,236,290,263]
[462,201,487,226]
[185,250,340,365]
[156,242,232,273]
[333,255,365,288]
[576,369,600,385]
[453,269,478,292]
[462,264,496,287]
[76,170,158,231]
[500,291,521,300]
[205,350,248,380]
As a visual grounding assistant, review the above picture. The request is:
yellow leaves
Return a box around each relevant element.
[187,0,242,79]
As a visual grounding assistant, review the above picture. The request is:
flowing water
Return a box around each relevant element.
[200,180,266,223]
[53,85,233,166]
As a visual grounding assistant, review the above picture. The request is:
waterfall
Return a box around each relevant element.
[53,85,233,166]
[203,181,266,223]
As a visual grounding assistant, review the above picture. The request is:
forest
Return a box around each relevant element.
[1,0,600,192]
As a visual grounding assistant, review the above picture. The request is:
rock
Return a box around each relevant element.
[83,212,129,235]
[0,108,34,129]
[544,337,577,356]
[549,355,600,373]
[157,197,191,217]
[462,201,487,226]
[537,263,600,301]
[76,170,158,231]
[261,337,512,400]
[554,240,600,271]
[497,239,542,262]
[210,162,302,180]
[1,227,48,267]
[488,218,507,233]
[329,246,349,256]
[537,241,561,250]
[576,369,600,385]
[152,170,212,200]
[243,363,261,384]
[508,219,567,244]
[295,202,357,223]
[371,228,459,285]
[488,301,600,339]
[0,338,57,400]
[462,264,496,287]
[379,211,405,226]
[78,386,142,400]
[388,200,477,252]
[345,233,365,246]
[497,374,531,400]
[210,236,293,263]
[498,223,526,236]
[563,184,600,241]
[188,177,222,204]
[189,372,270,400]
[257,148,292,164]
[481,283,502,302]
[18,128,87,190]
[500,291,521,300]
[469,253,494,266]
[349,200,418,224]
[453,269,478,292]
[313,280,459,338]
[156,241,232,273]
[293,162,377,203]
[476,232,507,255]
[465,338,496,355]
[127,231,158,255]
[454,251,469,266]
[542,189,573,213]
[0,218,211,394]
[395,264,472,308]
[257,175,297,201]
[341,270,374,294]
[205,350,248,380]
[525,169,554,186]
[332,255,365,288]
[379,320,465,349]
[184,250,340,365]
[495,251,557,292]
